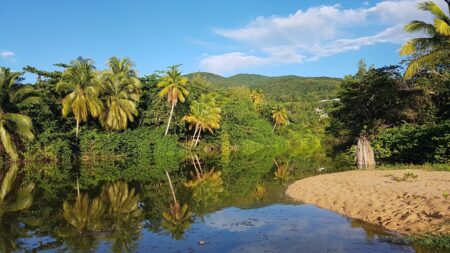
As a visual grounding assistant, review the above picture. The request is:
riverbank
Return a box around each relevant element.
[286,169,450,235]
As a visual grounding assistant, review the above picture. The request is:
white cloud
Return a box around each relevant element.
[0,50,15,58]
[200,52,270,74]
[200,0,447,74]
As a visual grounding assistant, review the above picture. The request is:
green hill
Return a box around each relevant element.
[186,72,341,102]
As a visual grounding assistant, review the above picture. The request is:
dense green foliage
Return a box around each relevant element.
[329,62,449,164]
[373,121,450,164]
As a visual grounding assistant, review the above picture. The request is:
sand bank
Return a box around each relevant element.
[286,169,450,235]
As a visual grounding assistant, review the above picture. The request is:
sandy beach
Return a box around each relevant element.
[286,169,450,235]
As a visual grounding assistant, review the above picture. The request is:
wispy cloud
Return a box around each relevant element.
[0,50,15,58]
[200,0,446,74]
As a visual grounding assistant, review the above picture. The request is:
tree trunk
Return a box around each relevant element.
[76,119,80,138]
[191,155,201,178]
[191,124,199,147]
[355,136,376,168]
[165,171,178,206]
[194,129,201,147]
[272,123,277,133]
[164,102,175,136]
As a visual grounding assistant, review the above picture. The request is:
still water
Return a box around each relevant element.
[0,152,445,253]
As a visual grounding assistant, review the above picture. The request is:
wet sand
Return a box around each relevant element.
[286,169,450,235]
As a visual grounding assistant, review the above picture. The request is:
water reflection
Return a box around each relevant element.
[59,180,143,252]
[0,153,444,253]
[162,171,193,240]
[0,163,35,253]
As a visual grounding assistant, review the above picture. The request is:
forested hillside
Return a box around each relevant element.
[185,72,341,102]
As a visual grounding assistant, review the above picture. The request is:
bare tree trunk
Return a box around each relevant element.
[194,129,201,147]
[272,123,277,133]
[164,102,175,136]
[194,154,203,174]
[191,156,201,178]
[355,136,376,168]
[76,120,80,138]
[273,159,279,167]
[165,171,178,206]
[191,124,199,147]
[76,178,80,197]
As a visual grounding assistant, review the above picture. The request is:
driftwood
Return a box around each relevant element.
[355,137,376,168]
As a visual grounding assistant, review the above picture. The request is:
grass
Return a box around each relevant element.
[410,234,450,249]
[376,163,450,172]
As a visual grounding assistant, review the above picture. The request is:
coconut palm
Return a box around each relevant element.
[400,1,450,79]
[250,89,264,108]
[271,106,288,132]
[56,57,103,137]
[99,57,142,131]
[0,68,39,161]
[182,94,221,147]
[157,65,189,136]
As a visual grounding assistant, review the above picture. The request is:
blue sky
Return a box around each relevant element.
[0,0,445,79]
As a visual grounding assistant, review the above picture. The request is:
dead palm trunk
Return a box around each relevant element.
[355,136,376,168]
[165,102,176,136]
[272,123,277,133]
[165,171,178,206]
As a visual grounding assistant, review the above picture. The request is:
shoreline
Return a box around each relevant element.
[286,169,450,235]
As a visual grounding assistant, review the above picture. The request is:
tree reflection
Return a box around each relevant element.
[162,171,192,240]
[0,163,34,253]
[59,180,143,253]
[185,155,224,213]
[273,159,290,183]
[0,163,35,220]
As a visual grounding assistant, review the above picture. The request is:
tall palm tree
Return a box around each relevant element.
[271,106,288,132]
[157,65,189,136]
[0,67,40,161]
[99,57,142,131]
[182,94,221,147]
[400,1,450,79]
[56,57,103,137]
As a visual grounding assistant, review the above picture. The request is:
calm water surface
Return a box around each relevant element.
[0,152,445,253]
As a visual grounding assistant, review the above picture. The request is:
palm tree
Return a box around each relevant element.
[182,94,221,147]
[250,89,264,108]
[271,106,288,132]
[99,57,142,131]
[157,65,189,136]
[56,57,103,137]
[400,1,450,79]
[0,67,40,161]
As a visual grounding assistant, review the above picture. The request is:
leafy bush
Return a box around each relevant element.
[373,121,450,163]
